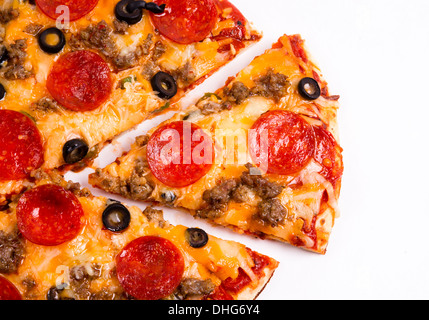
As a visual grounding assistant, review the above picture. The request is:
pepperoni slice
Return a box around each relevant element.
[249,110,316,175]
[16,184,84,246]
[46,50,112,112]
[206,285,234,300]
[36,0,99,22]
[0,110,44,181]
[116,236,185,300]
[213,0,247,41]
[0,276,22,300]
[150,0,218,44]
[147,121,214,188]
[313,126,343,184]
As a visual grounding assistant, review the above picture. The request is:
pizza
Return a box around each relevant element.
[0,0,343,301]
[89,34,344,254]
[0,0,261,204]
[0,171,278,300]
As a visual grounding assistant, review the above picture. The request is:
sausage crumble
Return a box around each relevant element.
[223,68,290,105]
[196,163,286,225]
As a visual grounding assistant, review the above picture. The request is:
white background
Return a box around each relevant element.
[68,0,429,299]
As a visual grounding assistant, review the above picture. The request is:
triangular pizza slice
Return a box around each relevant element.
[0,170,278,300]
[89,34,344,254]
[0,0,261,203]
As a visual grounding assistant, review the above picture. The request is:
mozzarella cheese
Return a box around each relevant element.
[2,181,276,299]
[0,2,259,166]
[0,0,261,200]
[91,35,342,254]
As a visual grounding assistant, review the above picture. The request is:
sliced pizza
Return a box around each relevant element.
[0,170,278,300]
[89,34,344,254]
[0,0,261,203]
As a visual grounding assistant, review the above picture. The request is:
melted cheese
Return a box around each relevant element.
[92,35,341,254]
[0,0,261,189]
[2,183,270,299]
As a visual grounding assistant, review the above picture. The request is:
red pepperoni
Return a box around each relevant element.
[206,285,234,300]
[221,249,270,295]
[150,0,218,44]
[46,50,112,112]
[249,110,316,175]
[147,121,214,188]
[16,184,84,246]
[0,110,44,181]
[0,276,22,300]
[313,126,343,184]
[36,0,99,22]
[213,0,247,41]
[116,236,184,300]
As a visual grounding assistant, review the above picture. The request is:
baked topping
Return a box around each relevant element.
[102,201,131,233]
[0,110,44,181]
[160,190,177,204]
[46,50,112,112]
[112,19,129,35]
[185,228,209,248]
[171,62,196,89]
[116,236,185,300]
[313,126,344,185]
[0,83,5,100]
[23,23,43,36]
[197,164,285,222]
[46,264,126,300]
[114,0,166,25]
[241,164,283,199]
[37,27,66,54]
[69,21,154,70]
[146,121,214,188]
[0,230,25,274]
[142,206,167,228]
[249,110,316,175]
[90,162,155,201]
[69,21,117,62]
[223,81,250,105]
[115,0,145,25]
[16,184,84,246]
[254,198,287,227]
[62,139,90,165]
[2,39,33,80]
[0,9,19,24]
[298,77,321,100]
[176,278,215,299]
[251,69,290,102]
[0,46,8,65]
[150,0,217,44]
[35,0,99,21]
[202,179,237,212]
[0,275,22,300]
[223,69,290,104]
[195,93,232,115]
[150,71,178,99]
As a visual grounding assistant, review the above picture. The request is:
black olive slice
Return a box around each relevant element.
[298,77,321,100]
[161,190,177,203]
[185,228,209,248]
[102,202,131,233]
[62,139,89,164]
[144,2,166,14]
[115,0,145,25]
[0,46,8,65]
[151,72,178,99]
[38,27,66,54]
[0,84,5,101]
[115,0,165,24]
[46,284,74,300]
